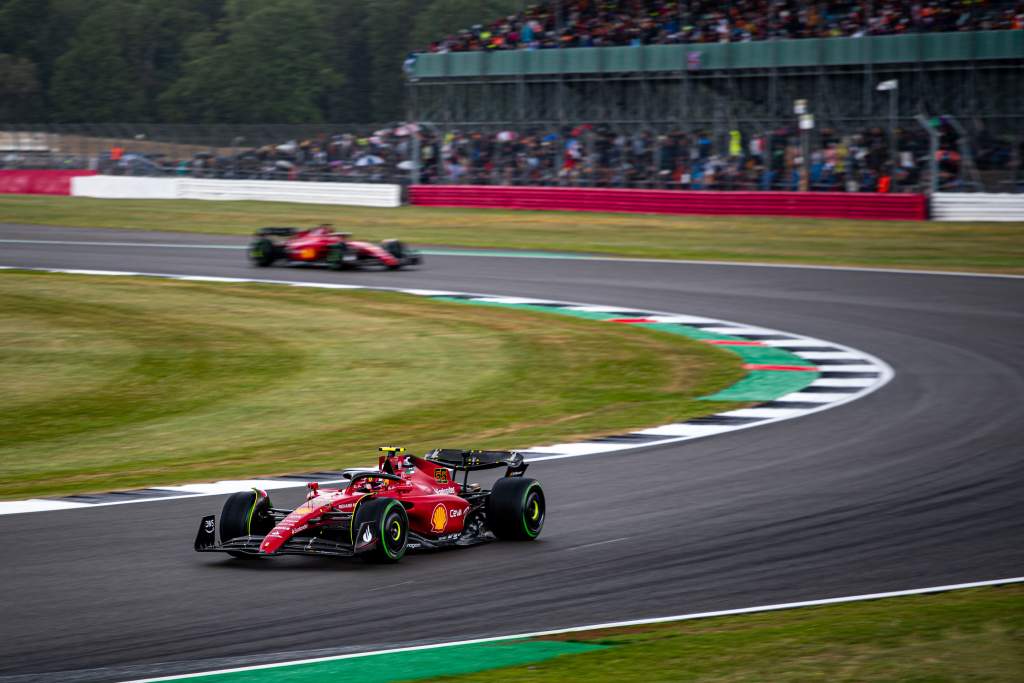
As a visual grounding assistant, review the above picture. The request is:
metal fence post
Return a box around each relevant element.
[915,114,939,194]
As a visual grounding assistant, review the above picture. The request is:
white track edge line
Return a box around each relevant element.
[1,238,1021,279]
[126,576,1024,682]
[0,266,892,513]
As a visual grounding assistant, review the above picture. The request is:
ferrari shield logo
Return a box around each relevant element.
[430,504,448,533]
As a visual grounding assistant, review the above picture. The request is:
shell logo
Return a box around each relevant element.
[430,504,448,533]
[300,248,316,260]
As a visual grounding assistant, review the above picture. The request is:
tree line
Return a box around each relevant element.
[0,0,520,124]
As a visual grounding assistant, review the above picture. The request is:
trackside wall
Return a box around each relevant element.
[931,193,1024,221]
[176,179,401,207]
[72,175,179,199]
[408,186,929,221]
[66,176,403,207]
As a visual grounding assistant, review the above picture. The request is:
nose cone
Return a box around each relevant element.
[259,530,285,554]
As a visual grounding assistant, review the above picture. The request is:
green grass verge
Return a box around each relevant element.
[2,195,1023,273]
[422,584,1024,683]
[0,271,744,499]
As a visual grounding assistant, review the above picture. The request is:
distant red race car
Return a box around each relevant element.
[194,447,545,563]
[248,224,421,270]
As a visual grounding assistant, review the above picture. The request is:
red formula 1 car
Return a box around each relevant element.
[194,447,545,563]
[248,224,422,270]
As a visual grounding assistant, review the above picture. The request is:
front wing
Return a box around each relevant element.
[194,515,379,558]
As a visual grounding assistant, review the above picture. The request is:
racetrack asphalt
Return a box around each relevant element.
[1,224,1022,682]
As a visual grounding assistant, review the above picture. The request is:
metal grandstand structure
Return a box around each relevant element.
[407,31,1024,137]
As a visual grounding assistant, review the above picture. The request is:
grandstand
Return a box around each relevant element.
[405,2,1023,190]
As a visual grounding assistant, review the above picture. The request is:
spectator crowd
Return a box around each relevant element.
[411,122,981,192]
[423,1,1023,53]
[80,118,1016,194]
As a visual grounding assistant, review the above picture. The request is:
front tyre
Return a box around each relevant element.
[487,478,545,541]
[353,497,408,563]
[381,239,418,270]
[220,490,274,558]
[380,239,407,260]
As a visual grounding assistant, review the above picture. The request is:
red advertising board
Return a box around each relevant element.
[409,185,928,221]
[0,170,96,196]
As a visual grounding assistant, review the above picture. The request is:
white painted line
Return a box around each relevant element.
[561,305,646,313]
[777,391,859,403]
[398,288,463,296]
[811,378,877,388]
[762,339,833,348]
[424,253,1024,280]
[814,365,881,373]
[0,499,91,514]
[567,536,630,551]
[126,576,1024,682]
[155,479,318,494]
[701,326,786,335]
[0,238,242,250]
[367,580,415,593]
[284,281,362,289]
[61,268,142,277]
[624,315,721,324]
[523,442,629,456]
[4,238,1021,279]
[171,275,254,284]
[634,423,738,437]
[471,296,557,305]
[793,351,866,360]
[717,407,810,419]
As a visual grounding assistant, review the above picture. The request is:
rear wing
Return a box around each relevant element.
[424,449,527,478]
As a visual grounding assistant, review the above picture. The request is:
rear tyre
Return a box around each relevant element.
[353,497,408,563]
[220,490,274,558]
[487,478,545,541]
[248,238,277,267]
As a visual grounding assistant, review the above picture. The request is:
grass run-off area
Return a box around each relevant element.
[2,195,1023,274]
[0,270,744,500]
[424,584,1024,683]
